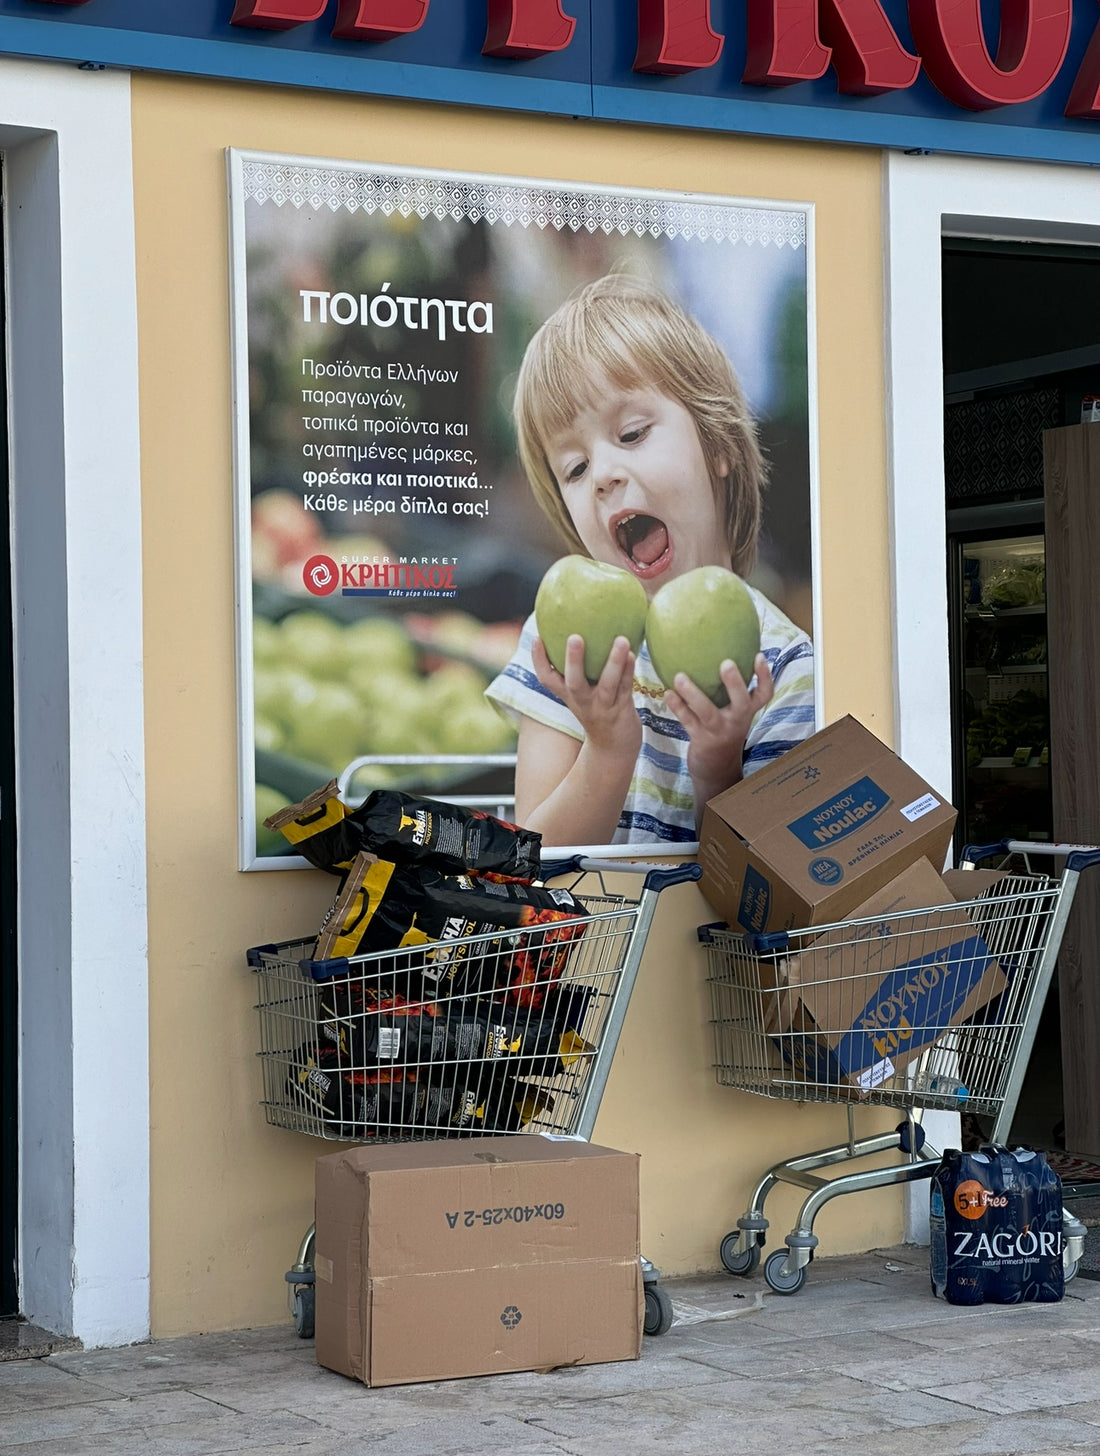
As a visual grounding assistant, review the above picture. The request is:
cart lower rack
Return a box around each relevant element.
[248,857,700,1337]
[700,840,1098,1294]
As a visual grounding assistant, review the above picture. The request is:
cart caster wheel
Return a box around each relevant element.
[763,1250,807,1295]
[720,1232,760,1276]
[644,1283,674,1336]
[293,1285,315,1339]
[1065,1259,1080,1283]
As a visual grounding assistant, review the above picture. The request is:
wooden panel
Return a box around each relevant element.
[1044,423,1100,1156]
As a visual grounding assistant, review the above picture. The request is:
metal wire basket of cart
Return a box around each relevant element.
[247,857,701,1338]
[699,840,1100,1295]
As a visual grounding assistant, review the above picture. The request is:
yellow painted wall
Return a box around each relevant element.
[132,74,898,1337]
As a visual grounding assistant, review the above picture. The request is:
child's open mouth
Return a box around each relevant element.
[614,512,671,578]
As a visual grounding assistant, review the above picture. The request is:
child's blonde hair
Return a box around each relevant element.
[514,274,766,576]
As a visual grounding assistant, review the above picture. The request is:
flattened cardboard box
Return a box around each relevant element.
[699,715,957,936]
[314,1137,642,1387]
[767,857,1007,1092]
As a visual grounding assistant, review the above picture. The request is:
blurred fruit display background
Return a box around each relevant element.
[237,159,813,862]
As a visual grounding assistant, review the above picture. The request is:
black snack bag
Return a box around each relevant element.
[263,780,360,876]
[318,978,594,1079]
[437,984,596,1078]
[317,983,447,1069]
[315,854,589,1006]
[266,784,541,881]
[416,1065,553,1135]
[286,1043,419,1136]
[355,791,542,881]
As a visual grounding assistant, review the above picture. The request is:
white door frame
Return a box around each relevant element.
[884,150,1100,1242]
[2,57,148,1346]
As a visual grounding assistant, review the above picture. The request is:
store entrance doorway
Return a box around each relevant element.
[942,238,1100,1165]
[0,162,17,1318]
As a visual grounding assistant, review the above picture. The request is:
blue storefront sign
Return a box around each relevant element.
[1,0,1098,164]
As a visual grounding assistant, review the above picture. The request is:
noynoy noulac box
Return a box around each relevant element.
[767,857,1008,1093]
[314,1136,642,1387]
[699,715,957,936]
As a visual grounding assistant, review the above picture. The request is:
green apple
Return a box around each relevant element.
[342,616,418,675]
[534,555,648,683]
[285,681,365,772]
[279,610,348,681]
[646,566,761,706]
[254,666,319,732]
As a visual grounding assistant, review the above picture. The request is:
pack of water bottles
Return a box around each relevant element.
[930,1145,1066,1304]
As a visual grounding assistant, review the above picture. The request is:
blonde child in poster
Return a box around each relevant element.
[486,275,815,846]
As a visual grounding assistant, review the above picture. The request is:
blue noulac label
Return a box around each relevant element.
[787,776,890,850]
[737,865,771,933]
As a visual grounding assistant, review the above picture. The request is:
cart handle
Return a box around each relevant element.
[541,856,702,893]
[696,921,727,945]
[962,840,1100,873]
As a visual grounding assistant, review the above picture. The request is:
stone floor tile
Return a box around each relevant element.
[0,1362,125,1416]
[676,1327,935,1378]
[789,1412,1100,1456]
[832,1330,1093,1391]
[0,1409,341,1456]
[932,1366,1100,1415]
[0,1323,80,1363]
[45,1335,317,1399]
[0,1390,224,1447]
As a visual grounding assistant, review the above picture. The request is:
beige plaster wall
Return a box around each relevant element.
[131,74,898,1337]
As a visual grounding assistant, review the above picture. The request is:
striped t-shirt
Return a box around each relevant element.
[485,583,816,845]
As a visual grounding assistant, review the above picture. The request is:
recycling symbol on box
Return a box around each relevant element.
[500,1305,523,1330]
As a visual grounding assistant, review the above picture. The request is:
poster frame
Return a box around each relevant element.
[227,146,822,871]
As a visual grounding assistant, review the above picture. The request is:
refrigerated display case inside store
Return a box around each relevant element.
[952,532,1051,849]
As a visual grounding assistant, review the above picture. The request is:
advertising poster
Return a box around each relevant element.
[230,152,816,868]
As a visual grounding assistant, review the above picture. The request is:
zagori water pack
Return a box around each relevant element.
[930,1146,1065,1304]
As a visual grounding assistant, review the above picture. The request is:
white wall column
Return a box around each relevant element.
[2,58,148,1345]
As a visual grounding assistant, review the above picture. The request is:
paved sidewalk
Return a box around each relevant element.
[2,1245,1100,1456]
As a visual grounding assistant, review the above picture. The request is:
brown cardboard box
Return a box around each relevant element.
[769,857,1006,1093]
[699,715,957,936]
[314,1136,642,1387]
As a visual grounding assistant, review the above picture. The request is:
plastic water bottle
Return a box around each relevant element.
[921,1074,969,1103]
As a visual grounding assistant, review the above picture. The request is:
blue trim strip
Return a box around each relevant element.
[3,15,1100,167]
[591,86,1100,167]
[0,18,593,116]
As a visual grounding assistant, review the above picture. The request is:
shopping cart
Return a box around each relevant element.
[247,857,701,1338]
[699,839,1099,1295]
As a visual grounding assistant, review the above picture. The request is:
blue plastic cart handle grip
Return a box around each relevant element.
[749,930,791,953]
[1067,849,1100,872]
[696,921,726,944]
[306,956,352,981]
[539,855,584,881]
[642,862,702,893]
[960,840,1011,865]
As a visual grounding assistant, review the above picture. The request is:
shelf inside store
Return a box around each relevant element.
[964,603,1046,619]
[972,755,1049,771]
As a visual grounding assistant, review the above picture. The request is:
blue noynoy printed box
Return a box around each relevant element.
[699,716,958,937]
[769,858,1007,1093]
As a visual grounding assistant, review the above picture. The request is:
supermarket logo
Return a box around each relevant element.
[302,554,339,596]
[302,554,458,600]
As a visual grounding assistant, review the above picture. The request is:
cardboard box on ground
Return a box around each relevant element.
[699,716,1010,1094]
[314,1137,642,1387]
